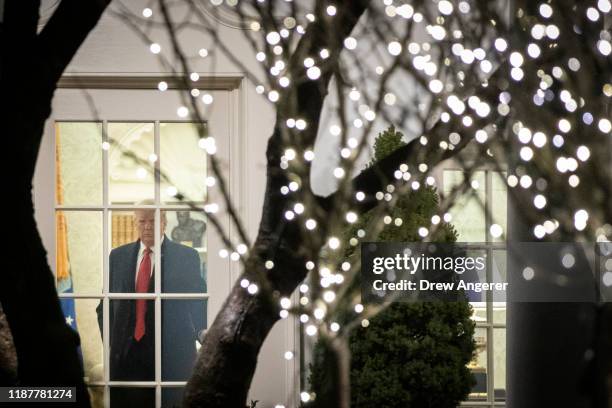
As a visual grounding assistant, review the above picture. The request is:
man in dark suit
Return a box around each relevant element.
[96,207,206,407]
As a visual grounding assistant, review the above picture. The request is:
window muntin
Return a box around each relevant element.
[55,121,209,407]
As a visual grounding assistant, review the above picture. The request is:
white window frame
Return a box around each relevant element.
[439,166,507,408]
[48,74,248,408]
[56,119,213,406]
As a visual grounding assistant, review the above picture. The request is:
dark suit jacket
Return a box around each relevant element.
[96,236,206,381]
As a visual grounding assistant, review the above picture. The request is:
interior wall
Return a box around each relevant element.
[32,1,294,406]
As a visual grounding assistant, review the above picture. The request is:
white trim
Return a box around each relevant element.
[286,290,301,407]
[52,76,254,407]
[57,73,243,91]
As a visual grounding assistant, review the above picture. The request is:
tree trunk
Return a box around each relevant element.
[184,1,370,404]
[331,336,351,408]
[0,1,110,404]
[0,304,17,385]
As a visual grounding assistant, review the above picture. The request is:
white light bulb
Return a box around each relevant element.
[490,224,503,238]
[150,43,161,54]
[438,0,453,15]
[534,194,547,209]
[328,237,340,250]
[307,66,321,80]
[344,37,357,50]
[177,106,189,118]
[266,32,280,45]
[429,79,443,93]
[576,146,590,161]
[388,41,402,56]
[346,212,357,223]
[494,38,508,52]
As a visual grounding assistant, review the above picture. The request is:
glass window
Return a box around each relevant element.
[443,170,486,242]
[110,210,139,250]
[492,250,507,324]
[63,299,103,383]
[463,248,487,303]
[160,123,207,204]
[108,122,155,205]
[165,210,207,251]
[108,299,156,381]
[162,300,207,381]
[108,209,162,294]
[443,169,508,408]
[56,122,103,206]
[55,121,210,408]
[86,386,104,408]
[468,327,488,400]
[56,211,103,294]
[110,387,155,408]
[162,387,185,408]
[491,172,508,243]
[494,328,507,401]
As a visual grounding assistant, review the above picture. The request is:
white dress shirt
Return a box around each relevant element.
[135,236,164,283]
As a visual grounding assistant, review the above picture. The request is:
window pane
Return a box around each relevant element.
[166,210,207,250]
[470,303,487,323]
[109,210,161,293]
[160,122,207,204]
[108,299,155,382]
[491,172,508,243]
[110,387,155,407]
[162,300,207,381]
[163,210,207,293]
[108,122,155,205]
[468,327,488,400]
[443,170,486,241]
[60,299,103,384]
[162,387,185,408]
[56,211,102,294]
[86,386,104,408]
[494,328,507,401]
[56,122,103,206]
[463,248,487,302]
[493,250,507,324]
[110,211,139,250]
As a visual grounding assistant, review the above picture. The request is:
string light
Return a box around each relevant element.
[134,2,612,387]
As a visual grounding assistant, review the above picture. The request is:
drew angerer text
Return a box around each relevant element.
[372,279,508,293]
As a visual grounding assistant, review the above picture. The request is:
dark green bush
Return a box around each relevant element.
[308,126,475,408]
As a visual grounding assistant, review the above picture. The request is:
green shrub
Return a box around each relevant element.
[308,126,475,408]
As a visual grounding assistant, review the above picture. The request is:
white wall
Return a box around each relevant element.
[33,1,296,407]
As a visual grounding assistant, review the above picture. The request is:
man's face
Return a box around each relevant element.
[134,209,166,248]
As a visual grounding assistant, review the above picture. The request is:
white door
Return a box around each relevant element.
[34,86,236,407]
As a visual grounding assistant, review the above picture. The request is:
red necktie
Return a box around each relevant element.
[134,247,152,341]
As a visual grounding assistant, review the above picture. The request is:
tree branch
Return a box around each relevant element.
[0,1,109,404]
[184,2,370,406]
